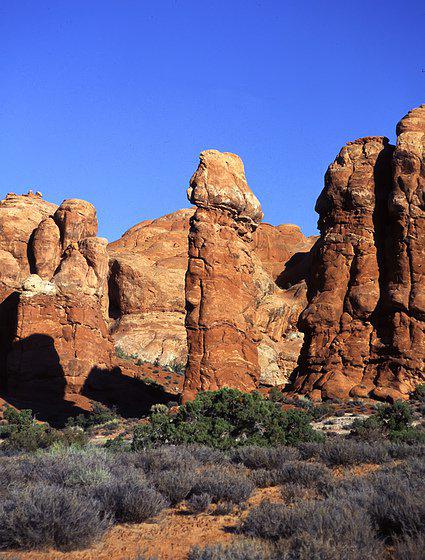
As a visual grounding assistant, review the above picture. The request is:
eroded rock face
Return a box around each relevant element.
[108,209,192,368]
[0,193,59,387]
[7,291,113,400]
[108,208,315,385]
[107,208,314,384]
[182,150,263,400]
[0,192,57,292]
[53,198,98,250]
[365,105,425,400]
[0,195,113,402]
[293,105,425,400]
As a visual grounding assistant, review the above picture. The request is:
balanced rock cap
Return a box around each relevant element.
[187,149,264,226]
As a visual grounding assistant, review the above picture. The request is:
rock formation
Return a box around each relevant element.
[108,209,314,386]
[1,104,422,409]
[182,150,263,400]
[293,105,425,401]
[0,192,57,295]
[0,196,114,404]
[108,209,192,369]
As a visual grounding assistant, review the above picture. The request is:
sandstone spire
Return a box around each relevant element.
[182,150,263,401]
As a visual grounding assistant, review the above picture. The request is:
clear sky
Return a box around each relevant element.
[1,1,424,241]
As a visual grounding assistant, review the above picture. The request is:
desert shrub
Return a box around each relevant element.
[317,439,389,466]
[387,442,425,460]
[92,480,168,523]
[132,389,323,450]
[186,444,229,465]
[250,468,286,488]
[1,408,88,451]
[326,474,375,503]
[167,359,186,375]
[275,532,383,560]
[0,456,40,488]
[0,483,111,551]
[377,401,412,431]
[281,482,313,503]
[148,467,196,504]
[241,497,382,556]
[230,445,300,469]
[104,434,131,452]
[275,461,332,489]
[188,539,272,560]
[192,467,254,504]
[388,427,425,444]
[212,501,235,516]
[351,401,417,442]
[241,500,298,540]
[137,445,196,473]
[187,493,212,513]
[275,536,341,560]
[34,448,116,488]
[305,402,334,421]
[366,481,425,540]
[296,441,322,460]
[350,415,385,440]
[268,387,284,402]
[250,461,331,492]
[393,534,425,560]
[2,408,60,451]
[67,403,119,431]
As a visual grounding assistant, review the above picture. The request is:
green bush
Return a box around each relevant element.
[376,400,412,431]
[1,408,88,451]
[2,408,58,452]
[132,389,323,450]
[411,383,425,401]
[351,401,417,441]
[67,403,119,431]
[268,387,282,402]
[388,428,425,444]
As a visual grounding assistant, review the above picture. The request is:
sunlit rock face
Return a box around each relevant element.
[293,105,425,401]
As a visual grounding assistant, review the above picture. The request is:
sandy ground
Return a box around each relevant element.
[0,487,283,560]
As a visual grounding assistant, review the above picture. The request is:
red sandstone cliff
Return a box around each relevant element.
[292,105,425,401]
[0,104,422,409]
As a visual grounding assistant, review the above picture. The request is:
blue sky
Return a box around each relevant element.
[1,1,424,240]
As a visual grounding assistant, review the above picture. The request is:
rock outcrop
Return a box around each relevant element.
[0,192,57,294]
[2,104,422,409]
[182,150,263,400]
[108,209,314,385]
[293,106,425,400]
[0,196,114,403]
[107,209,192,368]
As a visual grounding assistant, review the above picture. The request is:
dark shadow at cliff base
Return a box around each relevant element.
[82,366,175,418]
[0,291,19,393]
[0,333,87,427]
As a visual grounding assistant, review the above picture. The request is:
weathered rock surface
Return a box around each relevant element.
[0,196,114,403]
[182,150,263,400]
[107,211,314,385]
[2,104,422,408]
[366,105,425,399]
[293,105,425,400]
[6,290,113,400]
[0,192,57,293]
[108,209,192,368]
